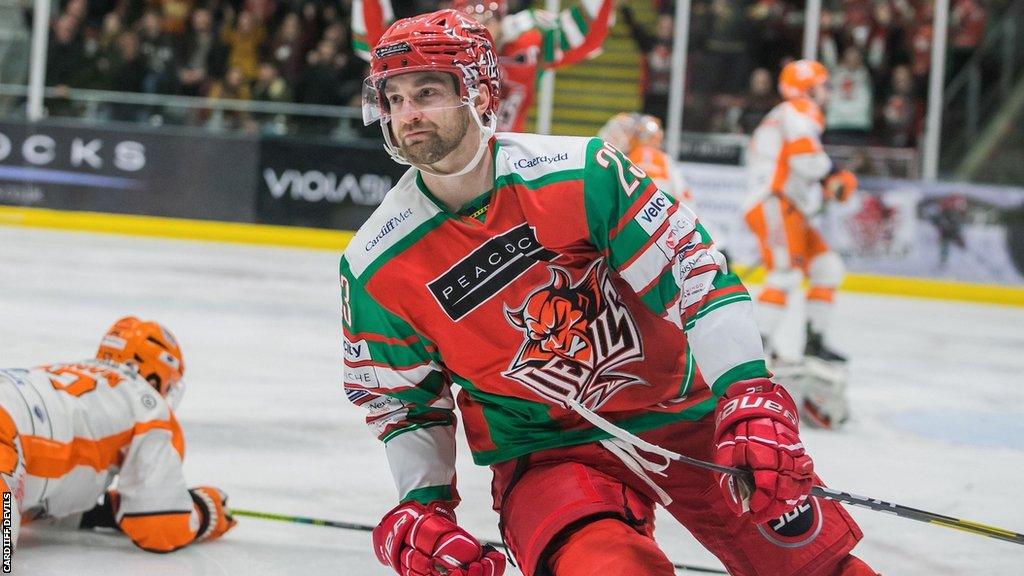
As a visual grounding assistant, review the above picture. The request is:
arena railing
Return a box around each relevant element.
[0,83,369,141]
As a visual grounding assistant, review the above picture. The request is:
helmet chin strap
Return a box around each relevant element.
[380,99,496,179]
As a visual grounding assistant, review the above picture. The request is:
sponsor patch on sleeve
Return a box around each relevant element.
[634,191,673,236]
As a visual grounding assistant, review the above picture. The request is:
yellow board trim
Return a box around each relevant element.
[732,264,1024,307]
[2,205,1023,306]
[0,205,353,252]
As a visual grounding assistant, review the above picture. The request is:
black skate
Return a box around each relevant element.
[804,326,847,363]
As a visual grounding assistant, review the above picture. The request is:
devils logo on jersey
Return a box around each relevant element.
[502,260,646,410]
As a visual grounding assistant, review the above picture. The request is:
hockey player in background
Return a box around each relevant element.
[0,317,235,554]
[343,11,875,576]
[598,112,732,261]
[743,59,858,428]
[352,0,615,132]
[598,112,691,203]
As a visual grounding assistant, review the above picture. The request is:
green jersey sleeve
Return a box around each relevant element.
[581,138,768,394]
[341,256,459,505]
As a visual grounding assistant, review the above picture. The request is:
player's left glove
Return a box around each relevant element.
[712,378,815,524]
[79,490,120,530]
[190,486,237,541]
[372,501,506,576]
[823,169,858,202]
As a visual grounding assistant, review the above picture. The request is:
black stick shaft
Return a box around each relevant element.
[685,461,1024,546]
[231,508,729,574]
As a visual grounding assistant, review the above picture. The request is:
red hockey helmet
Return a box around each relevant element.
[97,316,184,398]
[778,59,829,100]
[362,9,500,126]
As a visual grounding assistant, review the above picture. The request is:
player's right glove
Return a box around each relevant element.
[372,501,506,576]
[189,486,237,541]
[823,169,858,202]
[712,378,815,524]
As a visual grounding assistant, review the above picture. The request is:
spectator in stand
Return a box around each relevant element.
[99,12,123,53]
[245,0,279,24]
[222,9,266,80]
[949,0,987,81]
[251,60,292,133]
[294,38,350,134]
[108,30,150,121]
[77,12,123,91]
[46,15,84,92]
[177,8,227,97]
[825,46,874,143]
[206,65,252,129]
[268,12,306,86]
[45,14,85,116]
[702,0,756,97]
[298,1,324,57]
[252,61,291,103]
[160,0,195,35]
[880,64,920,147]
[909,3,933,99]
[748,0,798,72]
[840,0,873,52]
[64,0,88,27]
[110,31,148,94]
[865,0,908,90]
[138,9,179,94]
[296,39,347,106]
[621,6,674,126]
[734,67,777,134]
[818,9,841,70]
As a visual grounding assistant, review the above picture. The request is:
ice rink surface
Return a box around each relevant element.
[2,225,1022,575]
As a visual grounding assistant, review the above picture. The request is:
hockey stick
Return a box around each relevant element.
[566,398,1024,546]
[230,508,729,574]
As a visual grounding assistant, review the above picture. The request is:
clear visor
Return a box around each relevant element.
[362,76,386,126]
[362,74,478,126]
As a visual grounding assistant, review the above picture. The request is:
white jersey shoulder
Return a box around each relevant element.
[345,167,443,279]
[779,100,825,138]
[495,132,593,183]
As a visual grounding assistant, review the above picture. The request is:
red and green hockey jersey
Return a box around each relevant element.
[341,132,767,505]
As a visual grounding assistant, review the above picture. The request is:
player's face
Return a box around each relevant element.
[811,82,830,107]
[383,72,471,165]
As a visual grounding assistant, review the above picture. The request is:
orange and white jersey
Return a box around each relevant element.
[0,360,198,552]
[745,98,833,216]
[628,144,691,203]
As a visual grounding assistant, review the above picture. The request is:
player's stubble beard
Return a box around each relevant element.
[397,107,471,167]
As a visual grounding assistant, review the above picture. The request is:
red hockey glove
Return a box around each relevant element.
[372,501,506,576]
[189,486,237,541]
[712,378,814,524]
[824,169,858,202]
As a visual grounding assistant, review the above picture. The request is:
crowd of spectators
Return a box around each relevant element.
[40,0,372,132]
[4,0,996,145]
[635,0,992,148]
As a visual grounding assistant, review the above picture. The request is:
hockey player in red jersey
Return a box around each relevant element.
[345,10,877,576]
[0,317,235,555]
[352,0,615,132]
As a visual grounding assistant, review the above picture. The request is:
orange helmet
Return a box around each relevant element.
[778,59,828,100]
[97,316,184,398]
[632,114,664,149]
[598,113,638,153]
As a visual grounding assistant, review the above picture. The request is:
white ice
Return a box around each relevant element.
[1,225,1022,575]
